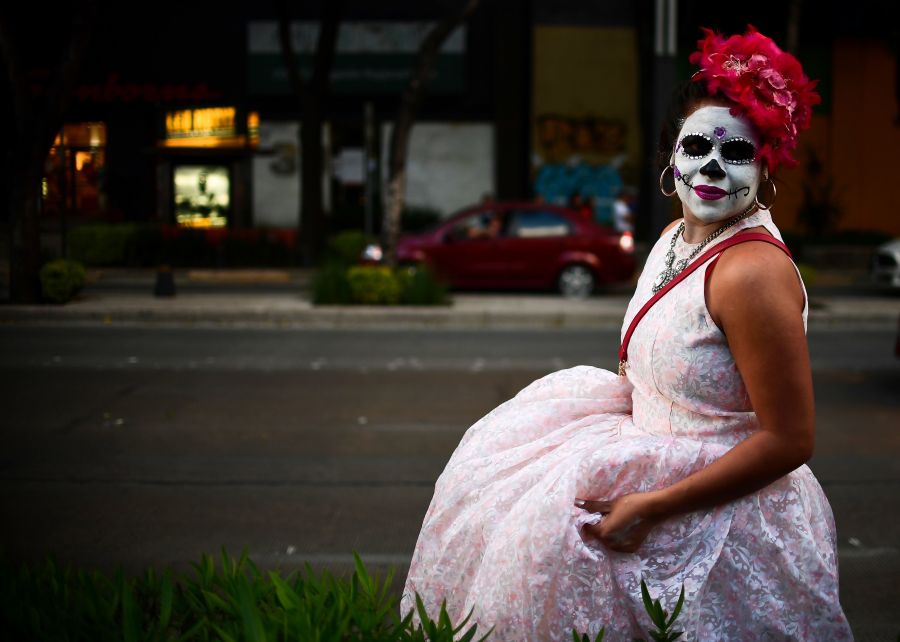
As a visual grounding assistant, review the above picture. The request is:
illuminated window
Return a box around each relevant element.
[174,165,230,228]
[44,122,107,219]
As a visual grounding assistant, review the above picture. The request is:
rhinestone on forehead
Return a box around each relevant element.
[721,136,757,165]
[679,131,714,160]
[714,126,726,139]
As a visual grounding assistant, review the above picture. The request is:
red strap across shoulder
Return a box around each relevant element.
[618,231,791,374]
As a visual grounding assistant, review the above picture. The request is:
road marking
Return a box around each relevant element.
[838,546,898,559]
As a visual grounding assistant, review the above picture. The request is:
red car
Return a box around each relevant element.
[395,202,635,297]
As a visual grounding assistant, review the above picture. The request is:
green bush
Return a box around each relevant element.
[68,223,140,266]
[0,549,490,642]
[39,259,86,304]
[0,549,686,642]
[398,265,450,305]
[327,230,376,266]
[312,262,355,304]
[347,266,402,305]
[313,264,450,306]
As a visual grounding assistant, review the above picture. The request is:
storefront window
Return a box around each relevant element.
[174,165,230,228]
[43,122,107,219]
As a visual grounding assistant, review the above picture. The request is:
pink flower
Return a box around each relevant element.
[688,26,821,170]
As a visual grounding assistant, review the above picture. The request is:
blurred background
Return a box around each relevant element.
[0,2,898,640]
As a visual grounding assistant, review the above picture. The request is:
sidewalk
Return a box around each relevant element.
[1,268,897,329]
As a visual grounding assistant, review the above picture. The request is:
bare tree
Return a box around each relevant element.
[0,2,98,302]
[382,0,480,268]
[276,0,344,266]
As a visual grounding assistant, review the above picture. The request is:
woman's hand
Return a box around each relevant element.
[575,492,664,553]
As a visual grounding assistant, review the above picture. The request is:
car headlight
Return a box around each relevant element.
[618,231,634,253]
[362,244,383,262]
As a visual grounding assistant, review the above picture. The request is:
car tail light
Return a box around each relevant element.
[618,231,634,253]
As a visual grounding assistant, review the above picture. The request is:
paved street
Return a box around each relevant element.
[1,326,897,640]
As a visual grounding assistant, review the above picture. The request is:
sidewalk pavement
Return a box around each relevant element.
[0,268,897,329]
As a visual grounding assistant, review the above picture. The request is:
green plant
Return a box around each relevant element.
[39,259,86,303]
[312,262,355,304]
[0,549,490,641]
[572,579,684,642]
[327,230,377,266]
[639,579,685,642]
[347,265,402,305]
[68,223,140,266]
[398,265,450,305]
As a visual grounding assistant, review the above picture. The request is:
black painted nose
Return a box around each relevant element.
[699,158,726,179]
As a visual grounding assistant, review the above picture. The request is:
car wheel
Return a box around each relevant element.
[557,264,596,299]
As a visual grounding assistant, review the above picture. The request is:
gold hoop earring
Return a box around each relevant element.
[754,177,776,210]
[659,165,677,197]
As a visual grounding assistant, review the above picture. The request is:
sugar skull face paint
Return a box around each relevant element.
[673,106,763,223]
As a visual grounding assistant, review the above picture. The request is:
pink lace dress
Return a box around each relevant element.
[402,211,852,641]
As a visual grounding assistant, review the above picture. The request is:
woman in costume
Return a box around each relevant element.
[402,28,852,641]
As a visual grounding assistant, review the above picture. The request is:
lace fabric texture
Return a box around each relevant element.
[402,211,852,641]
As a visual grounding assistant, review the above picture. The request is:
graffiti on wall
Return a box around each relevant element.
[532,113,628,224]
[533,161,623,224]
[536,114,626,161]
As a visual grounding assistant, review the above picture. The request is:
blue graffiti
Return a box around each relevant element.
[534,162,623,225]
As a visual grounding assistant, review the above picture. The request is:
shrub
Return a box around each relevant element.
[68,223,140,266]
[312,262,355,304]
[347,266,402,305]
[39,259,86,304]
[398,265,450,305]
[327,230,376,266]
[313,264,450,306]
[0,549,489,642]
[0,549,685,642]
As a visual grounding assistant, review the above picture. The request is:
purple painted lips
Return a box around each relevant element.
[693,184,727,200]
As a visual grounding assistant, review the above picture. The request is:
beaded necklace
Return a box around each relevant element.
[652,204,757,293]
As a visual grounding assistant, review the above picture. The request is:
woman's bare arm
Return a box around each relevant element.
[581,241,811,552]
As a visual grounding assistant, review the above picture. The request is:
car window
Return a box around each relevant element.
[447,210,503,241]
[507,210,571,238]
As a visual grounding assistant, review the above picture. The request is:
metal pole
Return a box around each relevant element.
[648,0,678,238]
[363,101,375,236]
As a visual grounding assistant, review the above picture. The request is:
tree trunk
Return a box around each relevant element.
[1,2,97,302]
[277,0,343,266]
[8,160,42,303]
[383,0,480,268]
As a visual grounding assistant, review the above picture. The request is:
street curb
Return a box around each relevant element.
[0,306,626,330]
[0,302,896,330]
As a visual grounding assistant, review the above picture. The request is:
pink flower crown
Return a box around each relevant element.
[689,26,820,171]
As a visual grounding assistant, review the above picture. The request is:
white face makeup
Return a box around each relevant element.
[672,106,762,223]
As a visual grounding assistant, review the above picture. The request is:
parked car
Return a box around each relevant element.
[871,238,900,288]
[373,202,636,297]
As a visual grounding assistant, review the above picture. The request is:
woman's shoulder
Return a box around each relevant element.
[709,230,804,312]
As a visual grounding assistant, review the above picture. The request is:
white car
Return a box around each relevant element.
[871,239,900,288]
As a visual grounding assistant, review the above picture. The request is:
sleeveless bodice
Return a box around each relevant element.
[621,210,808,447]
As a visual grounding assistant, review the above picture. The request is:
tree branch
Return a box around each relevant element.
[276,0,306,105]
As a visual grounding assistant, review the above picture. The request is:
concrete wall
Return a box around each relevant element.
[381,122,495,217]
[252,121,301,228]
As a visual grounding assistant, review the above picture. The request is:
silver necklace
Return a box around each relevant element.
[652,205,757,293]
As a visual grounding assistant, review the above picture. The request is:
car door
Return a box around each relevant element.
[498,209,573,286]
[427,209,503,287]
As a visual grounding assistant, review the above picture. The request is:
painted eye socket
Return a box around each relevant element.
[680,134,712,159]
[720,138,756,164]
